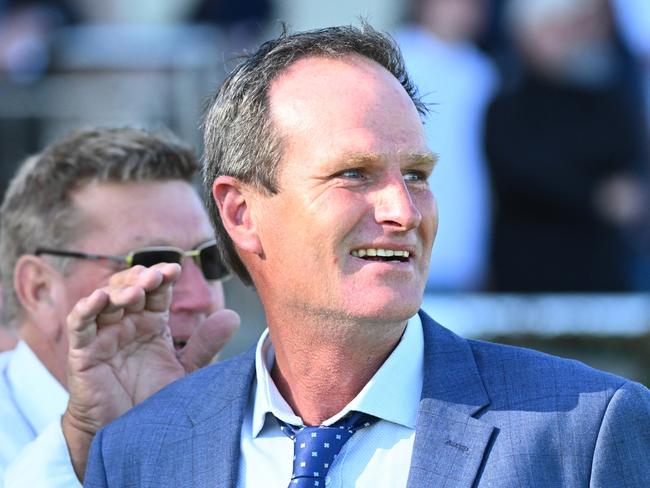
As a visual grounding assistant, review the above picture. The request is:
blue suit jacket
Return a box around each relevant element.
[84,312,650,487]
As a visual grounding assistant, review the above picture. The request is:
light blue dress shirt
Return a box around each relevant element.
[0,340,81,487]
[238,314,424,487]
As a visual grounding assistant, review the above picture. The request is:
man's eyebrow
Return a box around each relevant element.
[342,152,439,166]
[343,153,381,166]
[403,152,439,167]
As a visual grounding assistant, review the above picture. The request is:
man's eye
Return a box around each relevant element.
[337,168,364,179]
[403,170,427,182]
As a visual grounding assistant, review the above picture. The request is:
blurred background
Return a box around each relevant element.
[0,0,648,384]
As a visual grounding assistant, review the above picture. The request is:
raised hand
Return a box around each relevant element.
[61,263,239,480]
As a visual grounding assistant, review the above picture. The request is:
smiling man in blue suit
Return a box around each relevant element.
[79,24,650,487]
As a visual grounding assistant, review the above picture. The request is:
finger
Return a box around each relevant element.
[106,265,150,289]
[107,263,180,292]
[142,263,182,313]
[105,263,180,313]
[67,289,109,350]
[178,309,240,372]
[94,284,147,325]
[67,284,146,350]
[95,307,125,326]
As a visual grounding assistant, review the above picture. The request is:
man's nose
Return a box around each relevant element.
[170,258,221,315]
[373,175,422,230]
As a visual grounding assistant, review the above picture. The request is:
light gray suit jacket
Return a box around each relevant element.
[84,312,650,487]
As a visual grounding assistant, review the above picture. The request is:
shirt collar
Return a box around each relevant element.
[251,314,424,437]
[6,340,69,434]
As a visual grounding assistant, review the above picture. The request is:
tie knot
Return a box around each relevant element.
[277,412,377,487]
[279,410,375,439]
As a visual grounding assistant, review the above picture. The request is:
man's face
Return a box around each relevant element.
[48,180,224,382]
[250,55,438,324]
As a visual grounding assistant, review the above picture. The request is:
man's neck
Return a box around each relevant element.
[20,324,67,388]
[267,315,407,426]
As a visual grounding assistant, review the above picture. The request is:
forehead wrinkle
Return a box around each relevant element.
[70,181,213,254]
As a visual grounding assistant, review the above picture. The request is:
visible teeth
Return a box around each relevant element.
[351,249,410,258]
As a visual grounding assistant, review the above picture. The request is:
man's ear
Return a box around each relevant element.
[14,255,64,333]
[212,176,263,256]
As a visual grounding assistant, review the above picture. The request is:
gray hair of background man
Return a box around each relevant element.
[202,22,428,285]
[0,127,198,326]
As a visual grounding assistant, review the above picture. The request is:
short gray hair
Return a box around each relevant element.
[0,127,198,325]
[202,22,427,285]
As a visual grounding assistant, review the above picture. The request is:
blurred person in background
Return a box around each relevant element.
[0,0,77,202]
[610,0,650,288]
[395,0,497,291]
[190,0,273,48]
[0,0,75,82]
[485,0,648,292]
[0,127,239,486]
[611,0,650,125]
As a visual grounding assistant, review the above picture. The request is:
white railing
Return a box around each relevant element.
[421,293,650,338]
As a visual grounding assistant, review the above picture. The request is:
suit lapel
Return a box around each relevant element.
[407,311,495,488]
[180,348,256,488]
[190,397,251,487]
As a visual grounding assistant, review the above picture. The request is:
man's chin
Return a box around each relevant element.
[355,282,423,311]
[345,297,421,324]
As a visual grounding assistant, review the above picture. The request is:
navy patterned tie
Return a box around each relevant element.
[277,411,377,487]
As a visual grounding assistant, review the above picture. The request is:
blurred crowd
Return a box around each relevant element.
[0,0,272,82]
[1,0,649,293]
[397,0,650,292]
[0,0,274,200]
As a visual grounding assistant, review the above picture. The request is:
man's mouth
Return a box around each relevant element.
[350,248,410,262]
[173,339,188,351]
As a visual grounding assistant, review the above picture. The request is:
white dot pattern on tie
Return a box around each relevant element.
[277,411,377,488]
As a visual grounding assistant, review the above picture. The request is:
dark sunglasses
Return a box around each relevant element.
[34,239,230,281]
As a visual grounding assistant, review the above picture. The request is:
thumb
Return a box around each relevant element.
[178,309,240,372]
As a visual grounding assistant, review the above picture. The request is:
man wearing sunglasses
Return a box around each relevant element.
[0,127,239,486]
